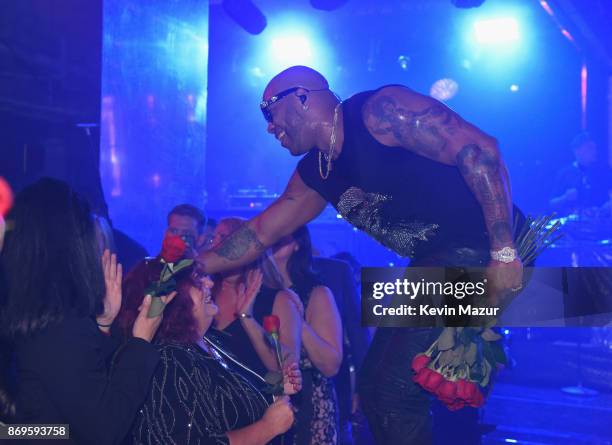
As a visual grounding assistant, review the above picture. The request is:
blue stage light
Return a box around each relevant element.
[270,34,314,67]
[473,17,520,44]
[251,14,333,81]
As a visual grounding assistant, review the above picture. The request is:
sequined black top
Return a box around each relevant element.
[131,341,269,445]
[297,88,497,260]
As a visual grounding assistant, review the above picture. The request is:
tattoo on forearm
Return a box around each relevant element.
[456,144,513,246]
[364,95,462,160]
[491,221,513,245]
[214,224,265,261]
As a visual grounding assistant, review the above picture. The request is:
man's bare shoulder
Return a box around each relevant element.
[361,85,439,149]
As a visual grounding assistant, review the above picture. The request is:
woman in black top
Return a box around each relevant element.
[118,265,299,445]
[208,217,302,377]
[0,178,170,444]
[272,226,342,445]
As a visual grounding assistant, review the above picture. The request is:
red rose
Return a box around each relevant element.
[413,368,431,387]
[161,234,187,263]
[411,354,430,373]
[447,400,466,411]
[263,315,281,334]
[456,379,471,400]
[458,380,480,405]
[436,380,458,404]
[0,176,13,217]
[422,369,444,393]
[468,388,485,408]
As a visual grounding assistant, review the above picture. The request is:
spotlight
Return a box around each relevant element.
[310,0,350,11]
[271,34,313,67]
[452,0,486,7]
[222,0,267,35]
[473,18,520,44]
[397,55,411,71]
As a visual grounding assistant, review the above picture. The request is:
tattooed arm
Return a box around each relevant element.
[362,85,514,250]
[197,170,327,274]
[362,85,522,292]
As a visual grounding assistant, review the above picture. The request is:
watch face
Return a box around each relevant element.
[498,247,516,262]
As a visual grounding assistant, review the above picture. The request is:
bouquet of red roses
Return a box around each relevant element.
[145,234,193,317]
[412,326,503,410]
[412,214,562,411]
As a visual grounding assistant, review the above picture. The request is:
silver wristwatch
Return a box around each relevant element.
[490,246,518,263]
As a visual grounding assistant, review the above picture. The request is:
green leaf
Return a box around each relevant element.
[482,341,496,367]
[489,341,508,366]
[460,327,481,346]
[480,359,493,387]
[264,371,283,385]
[160,264,173,282]
[438,349,455,368]
[263,371,285,396]
[437,328,456,351]
[485,317,498,329]
[144,278,177,298]
[450,345,465,367]
[147,296,167,318]
[470,363,484,382]
[464,343,478,366]
[481,328,502,342]
[173,259,194,274]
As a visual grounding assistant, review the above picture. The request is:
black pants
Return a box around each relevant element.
[358,246,490,445]
[359,328,440,445]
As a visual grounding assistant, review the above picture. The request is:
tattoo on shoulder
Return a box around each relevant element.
[364,94,462,159]
[215,224,265,261]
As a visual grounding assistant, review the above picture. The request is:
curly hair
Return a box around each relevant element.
[117,265,200,344]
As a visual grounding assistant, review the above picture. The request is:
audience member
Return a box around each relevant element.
[0,178,172,444]
[272,226,343,445]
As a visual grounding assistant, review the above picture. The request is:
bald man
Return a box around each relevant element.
[198,66,524,444]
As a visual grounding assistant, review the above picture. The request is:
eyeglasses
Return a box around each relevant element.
[260,87,328,123]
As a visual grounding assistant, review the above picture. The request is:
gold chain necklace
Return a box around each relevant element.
[319,102,341,180]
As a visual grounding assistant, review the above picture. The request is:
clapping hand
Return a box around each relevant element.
[236,269,263,317]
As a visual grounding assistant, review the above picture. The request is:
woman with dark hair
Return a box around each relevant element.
[0,178,171,444]
[118,266,300,445]
[272,225,343,445]
[209,217,302,378]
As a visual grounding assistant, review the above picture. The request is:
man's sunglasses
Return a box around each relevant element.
[260,87,328,123]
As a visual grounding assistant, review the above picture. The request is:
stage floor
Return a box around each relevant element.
[482,382,612,445]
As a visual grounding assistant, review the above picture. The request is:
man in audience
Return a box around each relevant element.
[550,132,612,215]
[123,204,209,306]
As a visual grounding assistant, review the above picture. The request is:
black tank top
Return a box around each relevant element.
[297,87,495,259]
